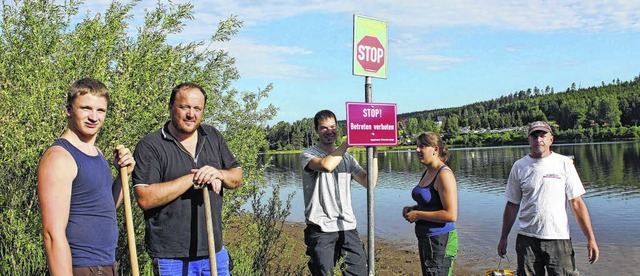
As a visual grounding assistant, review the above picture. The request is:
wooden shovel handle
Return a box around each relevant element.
[120,167,139,276]
[202,185,218,275]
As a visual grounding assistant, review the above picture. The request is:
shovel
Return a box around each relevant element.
[120,167,139,276]
[199,180,219,276]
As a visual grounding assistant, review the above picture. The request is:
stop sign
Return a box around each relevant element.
[356,35,385,73]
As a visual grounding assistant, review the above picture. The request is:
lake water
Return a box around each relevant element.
[256,142,640,275]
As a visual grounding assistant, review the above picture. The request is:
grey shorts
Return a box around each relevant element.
[515,234,579,276]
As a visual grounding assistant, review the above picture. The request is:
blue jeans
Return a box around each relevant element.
[153,247,231,276]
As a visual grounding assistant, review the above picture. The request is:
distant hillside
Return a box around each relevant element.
[398,75,640,131]
[265,74,640,151]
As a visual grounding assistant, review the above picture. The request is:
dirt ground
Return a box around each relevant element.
[227,221,485,275]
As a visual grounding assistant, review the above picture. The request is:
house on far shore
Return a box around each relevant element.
[435,115,446,127]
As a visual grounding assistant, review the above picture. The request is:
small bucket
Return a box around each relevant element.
[486,255,514,276]
[485,269,514,276]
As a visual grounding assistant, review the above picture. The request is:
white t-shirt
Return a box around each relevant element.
[300,145,364,232]
[505,152,586,239]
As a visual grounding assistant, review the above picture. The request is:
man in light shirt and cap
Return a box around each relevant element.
[497,121,599,276]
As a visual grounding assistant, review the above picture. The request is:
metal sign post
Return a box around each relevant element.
[365,76,375,276]
[353,14,388,276]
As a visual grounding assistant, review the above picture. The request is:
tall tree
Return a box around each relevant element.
[597,96,622,127]
[267,121,293,150]
[442,115,460,137]
[406,117,420,136]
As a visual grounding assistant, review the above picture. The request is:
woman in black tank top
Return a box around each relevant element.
[402,132,459,276]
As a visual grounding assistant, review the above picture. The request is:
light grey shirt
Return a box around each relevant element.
[301,145,364,232]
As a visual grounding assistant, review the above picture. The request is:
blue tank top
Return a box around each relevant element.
[52,138,118,267]
[411,165,455,237]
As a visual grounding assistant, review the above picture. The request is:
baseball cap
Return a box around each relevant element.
[528,121,552,135]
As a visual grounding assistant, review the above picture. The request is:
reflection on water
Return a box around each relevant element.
[257,142,640,273]
[259,143,640,239]
[262,142,640,199]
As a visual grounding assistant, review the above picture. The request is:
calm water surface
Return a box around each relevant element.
[257,142,640,274]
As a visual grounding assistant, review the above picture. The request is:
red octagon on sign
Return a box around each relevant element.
[356,35,385,73]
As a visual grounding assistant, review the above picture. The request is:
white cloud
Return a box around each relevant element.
[71,1,640,78]
[505,44,527,52]
[183,0,640,76]
[364,1,640,32]
[214,37,316,80]
[70,1,640,37]
[183,1,636,33]
[391,34,467,71]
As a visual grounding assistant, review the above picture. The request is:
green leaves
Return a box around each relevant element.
[1,1,275,274]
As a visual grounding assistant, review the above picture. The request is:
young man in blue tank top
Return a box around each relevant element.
[38,78,135,275]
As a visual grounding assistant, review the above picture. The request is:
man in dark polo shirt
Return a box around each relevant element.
[132,82,242,275]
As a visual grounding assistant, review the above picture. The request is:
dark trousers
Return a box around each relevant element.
[304,224,367,276]
[417,230,457,276]
[515,234,579,276]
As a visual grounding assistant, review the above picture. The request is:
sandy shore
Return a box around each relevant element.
[228,221,485,275]
[227,220,640,275]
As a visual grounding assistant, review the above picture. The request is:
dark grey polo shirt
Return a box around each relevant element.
[132,122,239,258]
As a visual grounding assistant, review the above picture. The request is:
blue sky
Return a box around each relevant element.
[80,1,640,125]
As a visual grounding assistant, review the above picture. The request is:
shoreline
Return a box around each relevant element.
[228,220,487,275]
[228,220,637,275]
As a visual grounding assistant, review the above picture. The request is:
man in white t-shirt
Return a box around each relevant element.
[497,121,599,275]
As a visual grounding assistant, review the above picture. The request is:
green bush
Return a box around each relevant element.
[0,1,276,274]
[227,184,307,275]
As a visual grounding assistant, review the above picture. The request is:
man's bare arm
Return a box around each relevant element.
[307,141,350,173]
[570,196,599,264]
[497,201,520,257]
[38,147,76,275]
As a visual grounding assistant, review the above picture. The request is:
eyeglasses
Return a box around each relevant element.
[318,125,337,132]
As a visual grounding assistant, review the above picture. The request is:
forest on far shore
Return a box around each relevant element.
[265,74,640,151]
